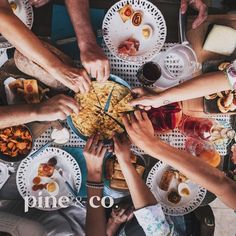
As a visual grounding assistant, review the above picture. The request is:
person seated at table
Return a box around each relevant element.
[0,94,80,129]
[121,110,236,210]
[130,62,236,109]
[0,0,109,93]
[108,133,186,236]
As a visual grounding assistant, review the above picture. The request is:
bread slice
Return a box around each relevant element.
[112,170,125,180]
[159,170,174,191]
[135,165,145,177]
[110,179,128,190]
[114,161,121,171]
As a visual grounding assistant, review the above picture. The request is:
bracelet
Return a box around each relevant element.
[86,181,104,189]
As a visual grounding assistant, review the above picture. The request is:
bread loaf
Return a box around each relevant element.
[14,41,73,91]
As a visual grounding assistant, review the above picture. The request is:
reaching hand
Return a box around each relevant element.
[36,94,80,121]
[83,134,107,182]
[49,65,91,93]
[80,43,110,82]
[121,110,156,152]
[181,0,207,29]
[130,87,160,110]
[113,133,131,163]
[29,0,50,8]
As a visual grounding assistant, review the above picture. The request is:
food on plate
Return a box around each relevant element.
[210,125,236,146]
[203,25,236,56]
[8,79,49,104]
[131,11,143,26]
[159,170,174,191]
[38,163,55,177]
[10,1,17,11]
[118,4,133,22]
[71,80,134,139]
[148,102,182,133]
[118,38,140,56]
[217,91,235,113]
[205,90,236,113]
[178,183,191,197]
[167,189,181,204]
[32,183,47,191]
[46,181,59,196]
[218,62,231,71]
[105,155,145,191]
[173,170,188,183]
[33,176,41,185]
[0,125,32,157]
[142,24,153,39]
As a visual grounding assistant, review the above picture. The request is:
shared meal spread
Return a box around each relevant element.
[117,4,154,56]
[0,125,32,158]
[105,154,145,190]
[71,81,134,140]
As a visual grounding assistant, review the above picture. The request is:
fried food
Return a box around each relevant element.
[72,80,133,140]
[0,125,32,157]
[118,4,133,22]
[167,189,181,204]
[118,38,140,56]
[38,163,55,177]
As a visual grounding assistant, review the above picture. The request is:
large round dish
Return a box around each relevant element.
[67,74,131,142]
[102,0,166,64]
[146,161,207,216]
[0,0,34,49]
[17,147,82,211]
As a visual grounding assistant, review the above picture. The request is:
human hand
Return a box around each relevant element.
[83,134,107,182]
[80,43,110,82]
[181,0,207,29]
[29,0,50,8]
[130,87,161,110]
[121,110,157,152]
[106,206,134,236]
[49,65,91,93]
[36,94,79,121]
[113,133,131,164]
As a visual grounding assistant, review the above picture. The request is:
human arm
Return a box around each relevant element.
[113,133,157,209]
[122,110,236,210]
[0,94,79,129]
[65,0,110,82]
[181,0,208,29]
[83,134,107,236]
[29,0,50,8]
[0,0,90,92]
[130,71,231,109]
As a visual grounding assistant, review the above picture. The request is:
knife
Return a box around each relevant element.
[104,85,115,112]
[94,105,125,131]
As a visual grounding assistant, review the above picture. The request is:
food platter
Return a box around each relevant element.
[0,0,34,49]
[67,74,132,142]
[146,161,207,216]
[102,0,166,64]
[17,147,82,210]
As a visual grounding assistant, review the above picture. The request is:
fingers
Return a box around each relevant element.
[134,110,143,121]
[121,114,131,129]
[103,62,110,82]
[180,0,188,14]
[96,66,105,82]
[129,97,146,106]
[89,133,100,152]
[84,135,95,151]
[192,4,207,29]
[56,94,80,114]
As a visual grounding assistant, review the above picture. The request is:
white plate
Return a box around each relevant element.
[102,0,166,64]
[17,147,82,211]
[146,161,207,216]
[0,0,34,49]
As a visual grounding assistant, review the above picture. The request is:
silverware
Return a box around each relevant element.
[30,139,55,159]
[104,85,115,112]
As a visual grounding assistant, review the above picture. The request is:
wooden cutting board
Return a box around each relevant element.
[182,14,236,117]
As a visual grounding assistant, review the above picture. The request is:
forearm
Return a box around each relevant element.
[0,7,63,72]
[158,72,230,105]
[65,0,97,51]
[86,187,106,236]
[0,105,38,129]
[143,138,236,209]
[119,160,157,209]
